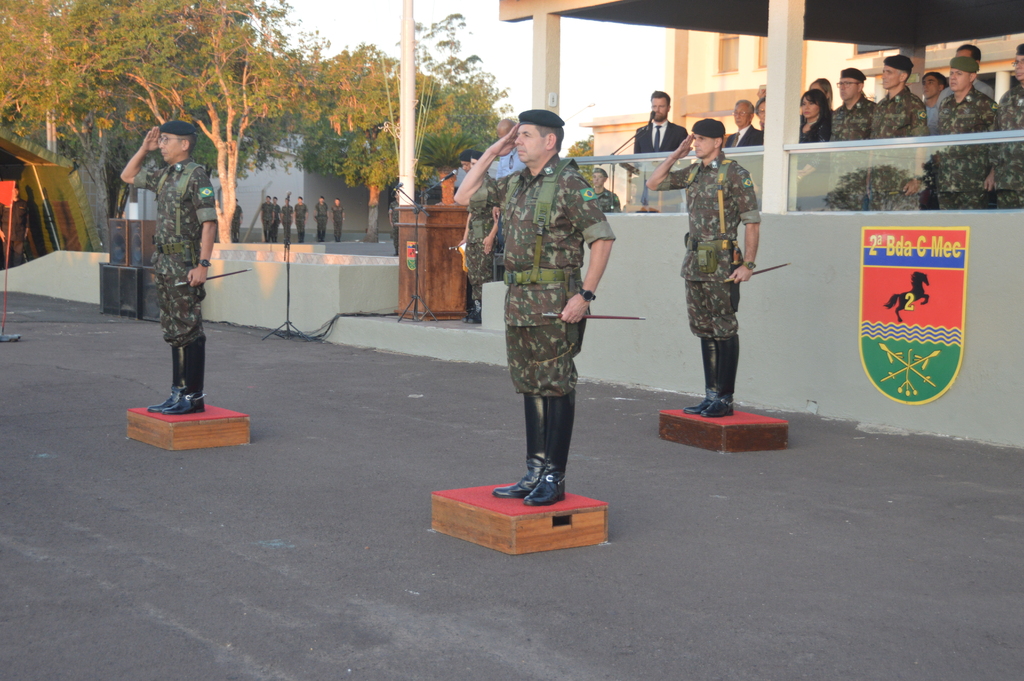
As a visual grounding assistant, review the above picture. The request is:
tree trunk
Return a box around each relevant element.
[439,168,456,205]
[363,185,380,242]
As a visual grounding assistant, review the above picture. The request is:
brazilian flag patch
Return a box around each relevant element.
[199,187,214,198]
[580,187,596,201]
[742,177,753,188]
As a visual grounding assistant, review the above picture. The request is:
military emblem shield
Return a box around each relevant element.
[406,241,417,271]
[860,227,969,404]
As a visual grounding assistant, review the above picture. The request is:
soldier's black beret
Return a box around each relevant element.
[159,120,197,136]
[840,68,866,82]
[883,55,914,74]
[459,149,483,162]
[692,118,726,138]
[1017,43,1024,56]
[518,109,565,128]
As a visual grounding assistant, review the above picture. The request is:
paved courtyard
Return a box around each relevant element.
[1,292,1022,680]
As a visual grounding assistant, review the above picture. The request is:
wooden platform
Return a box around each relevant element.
[431,485,608,555]
[127,406,251,450]
[659,409,788,452]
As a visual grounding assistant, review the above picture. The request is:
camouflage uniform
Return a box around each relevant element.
[270,203,280,242]
[133,162,217,347]
[280,203,294,242]
[937,88,997,210]
[869,88,930,211]
[654,153,760,339]
[230,203,242,243]
[294,202,308,242]
[592,189,621,214]
[831,96,875,142]
[992,85,1024,209]
[389,200,400,255]
[315,201,329,242]
[260,200,274,242]
[465,176,500,302]
[331,202,344,242]
[498,156,615,396]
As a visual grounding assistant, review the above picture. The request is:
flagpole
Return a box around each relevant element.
[398,0,416,206]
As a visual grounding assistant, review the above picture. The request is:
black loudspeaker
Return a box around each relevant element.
[129,220,156,267]
[107,219,128,266]
[140,268,160,322]
[99,264,141,318]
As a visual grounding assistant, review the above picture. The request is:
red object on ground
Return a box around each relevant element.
[431,485,607,516]
[127,405,249,423]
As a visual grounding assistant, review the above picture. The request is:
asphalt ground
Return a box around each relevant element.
[1,292,1022,681]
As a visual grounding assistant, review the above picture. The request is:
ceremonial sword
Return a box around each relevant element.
[175,268,253,286]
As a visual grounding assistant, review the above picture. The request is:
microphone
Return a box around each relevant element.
[442,170,457,181]
[395,182,403,189]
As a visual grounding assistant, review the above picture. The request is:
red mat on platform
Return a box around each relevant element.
[432,485,607,516]
[127,406,249,423]
[660,409,787,425]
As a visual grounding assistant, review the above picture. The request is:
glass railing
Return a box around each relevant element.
[786,130,1024,212]
[573,149,764,215]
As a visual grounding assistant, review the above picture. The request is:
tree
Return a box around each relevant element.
[419,130,482,205]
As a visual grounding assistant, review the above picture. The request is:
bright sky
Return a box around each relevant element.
[287,0,665,147]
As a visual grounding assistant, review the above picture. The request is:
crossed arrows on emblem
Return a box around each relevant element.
[878,343,941,396]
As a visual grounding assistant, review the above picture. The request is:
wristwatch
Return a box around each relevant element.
[579,288,597,302]
[743,261,756,270]
[199,259,212,268]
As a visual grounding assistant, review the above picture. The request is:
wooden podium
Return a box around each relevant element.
[659,409,788,452]
[396,205,467,319]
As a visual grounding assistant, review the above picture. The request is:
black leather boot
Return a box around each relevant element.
[524,391,574,506]
[148,345,186,412]
[702,336,738,418]
[493,395,546,498]
[467,300,482,324]
[163,336,206,415]
[684,337,718,414]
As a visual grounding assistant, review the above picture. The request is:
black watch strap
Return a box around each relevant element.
[199,259,212,268]
[579,288,596,302]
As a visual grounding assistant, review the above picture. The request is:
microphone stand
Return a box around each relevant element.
[262,235,314,341]
[396,185,437,323]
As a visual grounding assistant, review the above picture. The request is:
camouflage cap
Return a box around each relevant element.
[159,120,197,136]
[518,109,565,128]
[950,56,979,73]
[692,119,726,138]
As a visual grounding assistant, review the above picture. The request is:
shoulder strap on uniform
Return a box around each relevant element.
[685,162,701,187]
[716,160,733,235]
[528,158,575,283]
[155,162,204,238]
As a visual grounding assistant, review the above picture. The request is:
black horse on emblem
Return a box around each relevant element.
[884,271,930,322]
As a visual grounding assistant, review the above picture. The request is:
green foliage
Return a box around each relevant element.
[419,131,483,174]
[567,136,594,158]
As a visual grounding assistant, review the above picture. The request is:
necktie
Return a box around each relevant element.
[654,125,662,151]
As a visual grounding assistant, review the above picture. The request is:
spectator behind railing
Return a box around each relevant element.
[985,44,1024,209]
[935,57,997,210]
[941,45,995,101]
[755,97,766,133]
[809,78,834,109]
[922,72,950,136]
[726,100,764,148]
[796,89,832,210]
[832,69,875,142]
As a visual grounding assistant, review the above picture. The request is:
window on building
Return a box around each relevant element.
[856,44,895,54]
[719,34,739,73]
[757,37,768,68]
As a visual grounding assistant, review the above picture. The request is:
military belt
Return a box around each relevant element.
[688,239,735,252]
[505,269,566,285]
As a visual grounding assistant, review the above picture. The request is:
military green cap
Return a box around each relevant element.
[949,56,979,73]
[692,118,726,138]
[518,109,565,128]
[159,120,197,136]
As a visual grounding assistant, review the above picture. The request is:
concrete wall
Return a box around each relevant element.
[6,251,108,304]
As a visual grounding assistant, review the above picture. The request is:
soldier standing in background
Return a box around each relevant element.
[331,198,344,242]
[120,121,217,415]
[280,196,294,242]
[455,110,615,507]
[591,168,621,213]
[832,69,875,142]
[1,185,30,268]
[270,197,280,243]
[294,197,308,243]
[936,56,996,210]
[230,199,242,243]
[314,197,329,242]
[260,196,274,242]
[986,43,1024,208]
[647,119,761,419]
[457,149,499,324]
[869,55,930,210]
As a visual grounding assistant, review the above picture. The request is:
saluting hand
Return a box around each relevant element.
[671,134,694,161]
[142,127,160,152]
[489,123,520,159]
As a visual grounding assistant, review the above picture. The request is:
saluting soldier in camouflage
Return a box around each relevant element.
[591,167,621,213]
[869,55,930,211]
[294,197,308,243]
[331,198,344,242]
[314,197,329,242]
[986,43,1024,209]
[832,68,875,142]
[648,119,761,419]
[121,120,217,415]
[280,196,294,242]
[230,200,242,243]
[936,56,997,210]
[458,149,500,324]
[455,109,615,507]
[260,196,274,242]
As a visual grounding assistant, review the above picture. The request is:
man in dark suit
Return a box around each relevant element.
[725,100,764,148]
[634,91,688,153]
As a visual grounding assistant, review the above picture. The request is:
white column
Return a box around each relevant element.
[532,13,560,113]
[665,29,690,121]
[398,0,415,205]
[761,0,805,215]
[996,70,1011,101]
